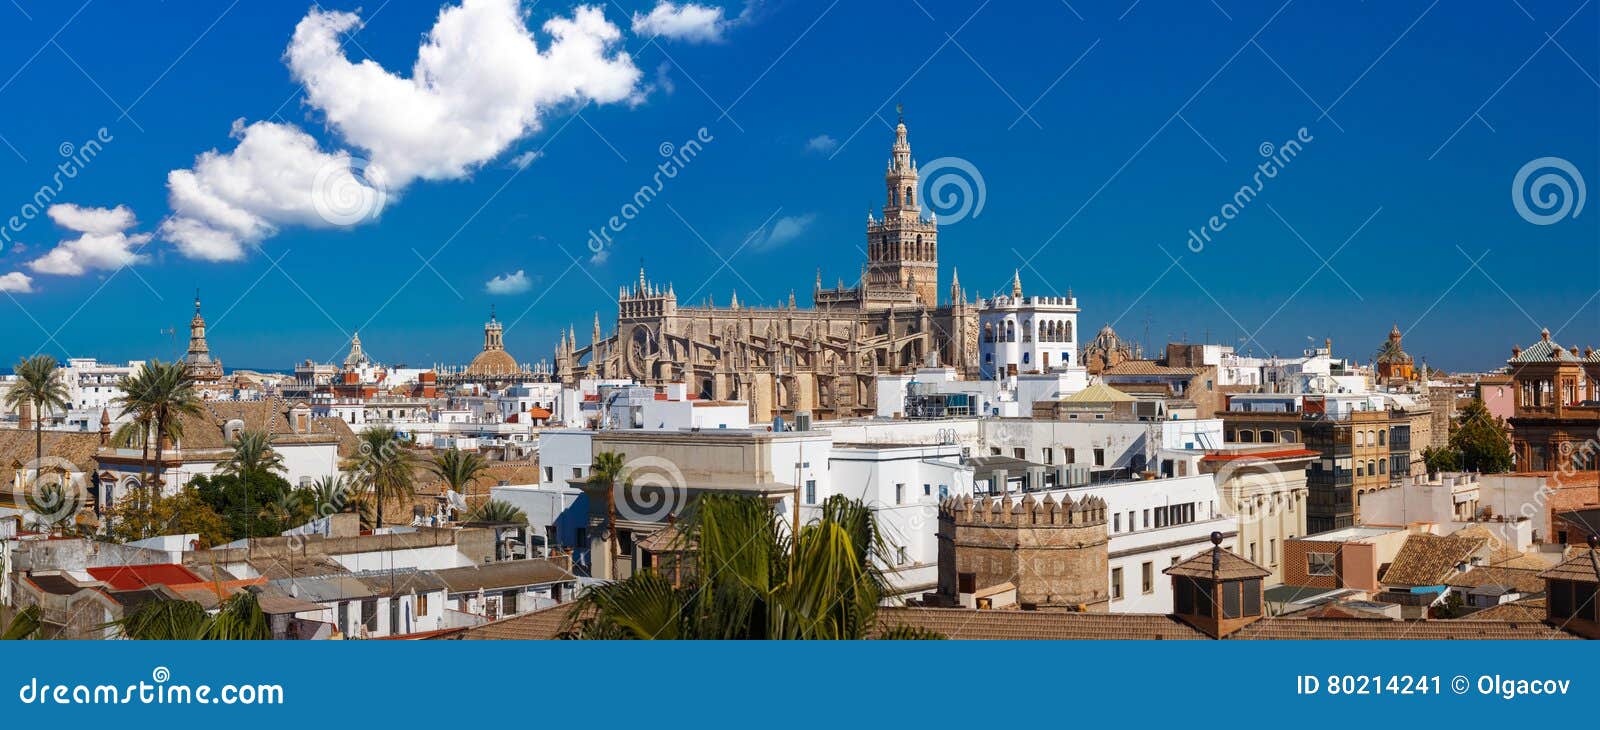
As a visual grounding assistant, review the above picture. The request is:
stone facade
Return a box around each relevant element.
[936,493,1110,611]
[556,121,979,422]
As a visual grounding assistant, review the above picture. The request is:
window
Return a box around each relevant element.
[416,593,429,617]
[1141,561,1154,594]
[1269,539,1277,565]
[544,466,553,482]
[1093,448,1105,466]
[895,483,904,505]
[1111,567,1123,600]
[1248,542,1257,563]
[923,483,931,496]
[571,467,582,479]
[805,480,816,505]
[1064,447,1076,463]
[1013,448,1026,459]
[1042,448,1054,464]
[1142,509,1150,529]
[1307,552,1335,576]
[1114,513,1121,533]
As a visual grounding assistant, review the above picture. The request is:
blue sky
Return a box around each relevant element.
[0,0,1594,373]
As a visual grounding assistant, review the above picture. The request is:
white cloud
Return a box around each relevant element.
[286,0,643,190]
[485,269,532,294]
[631,2,728,43]
[753,213,815,250]
[805,134,837,154]
[0,271,33,293]
[509,150,542,170]
[27,204,151,276]
[160,120,382,261]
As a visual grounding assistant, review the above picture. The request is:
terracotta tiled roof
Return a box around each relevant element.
[1538,548,1600,583]
[433,559,573,594]
[1489,553,1558,571]
[1380,534,1487,587]
[873,606,1207,640]
[1201,448,1319,463]
[435,602,586,640]
[0,428,102,472]
[1229,617,1575,640]
[1467,597,1546,622]
[1445,566,1545,594]
[874,607,1582,640]
[1059,381,1135,403]
[1165,546,1272,581]
[1102,361,1205,376]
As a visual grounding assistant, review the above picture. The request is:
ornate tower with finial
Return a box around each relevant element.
[184,291,223,382]
[865,111,939,308]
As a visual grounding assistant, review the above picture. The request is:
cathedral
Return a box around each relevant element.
[555,119,980,421]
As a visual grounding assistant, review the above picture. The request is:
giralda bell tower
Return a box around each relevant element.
[864,114,939,308]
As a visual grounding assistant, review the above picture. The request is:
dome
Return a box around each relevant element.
[466,348,519,376]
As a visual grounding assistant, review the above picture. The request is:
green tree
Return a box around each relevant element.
[3,355,71,486]
[466,499,527,524]
[307,474,373,529]
[344,427,416,528]
[112,360,201,516]
[1448,399,1515,474]
[589,451,628,567]
[1422,445,1459,475]
[192,472,299,541]
[429,447,489,502]
[114,591,271,640]
[1,605,42,640]
[103,489,228,547]
[218,429,285,482]
[563,494,937,640]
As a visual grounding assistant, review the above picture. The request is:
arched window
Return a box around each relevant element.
[1261,429,1277,443]
[1022,352,1031,364]
[1240,430,1256,443]
[1378,460,1386,474]
[905,186,913,207]
[1280,430,1296,443]
[1367,460,1377,476]
[1355,430,1365,447]
[1378,430,1387,446]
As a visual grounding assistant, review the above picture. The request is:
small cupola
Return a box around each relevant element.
[1538,535,1600,638]
[1164,532,1271,639]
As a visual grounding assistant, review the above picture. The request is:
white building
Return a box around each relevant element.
[978,276,1083,379]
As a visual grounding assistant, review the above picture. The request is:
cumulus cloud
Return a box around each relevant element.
[160,120,382,262]
[752,213,815,250]
[485,269,532,294]
[805,134,837,154]
[0,271,33,293]
[159,0,645,262]
[286,0,642,190]
[631,2,728,43]
[28,204,152,276]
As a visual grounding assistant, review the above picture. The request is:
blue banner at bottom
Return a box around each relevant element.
[1,640,1591,724]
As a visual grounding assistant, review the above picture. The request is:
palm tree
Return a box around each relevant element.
[307,474,373,529]
[22,481,81,536]
[466,499,527,524]
[429,447,489,503]
[112,360,200,505]
[2,605,41,640]
[143,361,202,493]
[589,451,628,569]
[218,429,285,482]
[564,494,930,640]
[114,591,271,640]
[4,355,71,487]
[344,427,415,528]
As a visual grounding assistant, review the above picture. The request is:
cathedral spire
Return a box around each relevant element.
[1012,270,1023,299]
[950,267,962,304]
